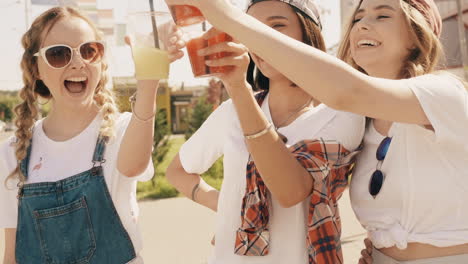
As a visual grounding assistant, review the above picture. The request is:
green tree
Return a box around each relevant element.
[184,95,224,188]
[185,96,213,140]
[152,109,172,187]
[0,102,13,122]
[0,93,20,122]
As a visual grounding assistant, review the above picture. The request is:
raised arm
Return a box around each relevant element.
[192,29,315,207]
[118,25,185,177]
[117,80,159,177]
[165,0,431,125]
[229,87,315,207]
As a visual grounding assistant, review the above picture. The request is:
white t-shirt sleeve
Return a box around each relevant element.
[408,73,468,145]
[179,100,232,174]
[114,112,154,182]
[324,111,365,151]
[0,137,20,228]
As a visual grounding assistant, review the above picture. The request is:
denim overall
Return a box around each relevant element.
[15,136,137,264]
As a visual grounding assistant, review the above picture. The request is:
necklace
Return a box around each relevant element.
[273,98,312,143]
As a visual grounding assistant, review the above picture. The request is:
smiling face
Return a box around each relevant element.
[247,1,304,81]
[349,0,415,78]
[36,16,102,108]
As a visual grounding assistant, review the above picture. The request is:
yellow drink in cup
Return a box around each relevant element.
[127,11,172,80]
[133,46,169,80]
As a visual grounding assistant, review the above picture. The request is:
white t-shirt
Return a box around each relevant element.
[350,74,468,250]
[179,94,365,264]
[0,112,154,262]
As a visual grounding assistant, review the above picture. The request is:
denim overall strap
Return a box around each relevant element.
[19,140,33,180]
[15,134,137,264]
[92,135,108,167]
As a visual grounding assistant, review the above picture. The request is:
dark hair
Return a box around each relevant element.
[35,80,50,97]
[247,6,326,91]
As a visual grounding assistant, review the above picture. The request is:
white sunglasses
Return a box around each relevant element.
[33,41,105,69]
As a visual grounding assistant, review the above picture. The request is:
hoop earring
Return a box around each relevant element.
[37,97,50,105]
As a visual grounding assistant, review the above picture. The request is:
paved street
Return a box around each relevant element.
[0,192,366,264]
[137,189,367,264]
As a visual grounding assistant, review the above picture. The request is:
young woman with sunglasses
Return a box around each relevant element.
[166,1,365,263]
[0,7,183,264]
[165,0,468,263]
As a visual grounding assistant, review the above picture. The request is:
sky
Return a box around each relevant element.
[0,0,342,91]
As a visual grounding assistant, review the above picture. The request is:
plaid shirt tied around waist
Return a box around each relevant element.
[234,91,360,264]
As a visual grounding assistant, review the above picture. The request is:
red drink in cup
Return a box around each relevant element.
[186,32,233,77]
[170,5,205,26]
[187,37,209,77]
[207,33,234,74]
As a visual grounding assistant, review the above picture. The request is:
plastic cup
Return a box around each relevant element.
[186,36,209,77]
[169,5,205,27]
[184,24,233,78]
[207,33,233,74]
[127,11,171,80]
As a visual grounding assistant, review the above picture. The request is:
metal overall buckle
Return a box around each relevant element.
[16,181,24,199]
[91,159,107,175]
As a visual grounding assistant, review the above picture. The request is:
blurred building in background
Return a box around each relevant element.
[436,0,467,78]
[32,0,112,35]
[341,0,358,27]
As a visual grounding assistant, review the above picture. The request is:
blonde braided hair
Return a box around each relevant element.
[6,6,118,185]
[93,71,118,140]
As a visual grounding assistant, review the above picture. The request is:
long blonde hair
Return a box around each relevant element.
[337,0,443,78]
[7,6,118,185]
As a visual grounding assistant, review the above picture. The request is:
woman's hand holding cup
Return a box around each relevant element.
[197,28,251,95]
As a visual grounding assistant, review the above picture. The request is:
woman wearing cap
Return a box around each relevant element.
[165,0,365,263]
[165,0,468,263]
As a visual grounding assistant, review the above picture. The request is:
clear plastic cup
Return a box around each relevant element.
[127,11,172,80]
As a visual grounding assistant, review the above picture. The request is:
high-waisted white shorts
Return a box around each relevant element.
[373,248,468,264]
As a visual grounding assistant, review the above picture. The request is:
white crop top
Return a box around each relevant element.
[350,73,468,249]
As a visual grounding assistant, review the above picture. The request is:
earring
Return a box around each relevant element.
[37,97,50,105]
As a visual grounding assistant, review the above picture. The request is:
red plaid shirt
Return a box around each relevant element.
[235,91,360,264]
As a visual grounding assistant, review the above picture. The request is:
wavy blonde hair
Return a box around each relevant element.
[7,6,118,185]
[337,0,443,78]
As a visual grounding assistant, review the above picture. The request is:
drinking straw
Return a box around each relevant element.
[149,0,160,49]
